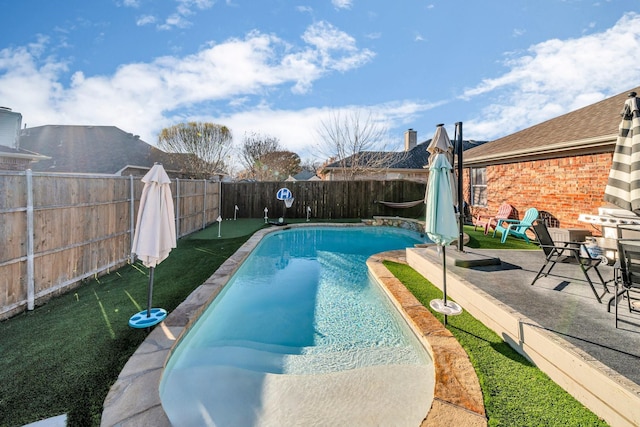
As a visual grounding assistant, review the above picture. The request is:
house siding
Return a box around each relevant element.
[468,152,612,233]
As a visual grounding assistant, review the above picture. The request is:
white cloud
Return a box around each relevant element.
[0,23,379,160]
[297,6,313,14]
[301,21,375,71]
[332,0,352,10]
[158,13,193,30]
[120,0,141,7]
[151,0,216,30]
[136,15,157,26]
[462,11,640,140]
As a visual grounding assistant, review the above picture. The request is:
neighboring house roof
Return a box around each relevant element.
[18,125,185,174]
[464,86,640,166]
[324,139,486,171]
[292,170,319,181]
[323,141,429,171]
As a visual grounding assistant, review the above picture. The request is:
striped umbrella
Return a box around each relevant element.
[604,92,640,213]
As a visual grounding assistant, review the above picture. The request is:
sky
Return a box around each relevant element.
[1,0,640,165]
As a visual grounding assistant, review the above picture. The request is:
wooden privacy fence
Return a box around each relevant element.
[221,180,427,221]
[0,171,220,320]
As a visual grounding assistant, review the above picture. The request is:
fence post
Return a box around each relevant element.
[175,178,180,238]
[203,180,207,230]
[26,169,35,310]
[129,174,135,264]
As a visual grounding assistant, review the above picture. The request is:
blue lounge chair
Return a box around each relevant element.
[493,207,539,244]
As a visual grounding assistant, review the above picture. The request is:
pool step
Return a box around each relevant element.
[174,343,423,374]
[160,363,434,427]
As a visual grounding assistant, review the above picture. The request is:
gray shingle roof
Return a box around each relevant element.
[18,125,184,174]
[464,86,640,164]
[325,139,486,170]
[292,170,318,180]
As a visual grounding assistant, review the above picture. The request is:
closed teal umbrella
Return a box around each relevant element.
[425,152,458,245]
[425,151,462,325]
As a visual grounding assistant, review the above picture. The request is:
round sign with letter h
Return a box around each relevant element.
[276,188,292,200]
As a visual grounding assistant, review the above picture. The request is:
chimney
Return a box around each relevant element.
[0,107,22,150]
[404,128,417,151]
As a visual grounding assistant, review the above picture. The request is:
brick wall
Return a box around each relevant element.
[0,157,32,171]
[467,152,613,234]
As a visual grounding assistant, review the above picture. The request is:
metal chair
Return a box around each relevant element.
[614,238,640,328]
[530,220,609,303]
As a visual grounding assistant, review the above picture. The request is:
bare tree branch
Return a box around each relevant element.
[158,122,233,179]
[315,109,399,180]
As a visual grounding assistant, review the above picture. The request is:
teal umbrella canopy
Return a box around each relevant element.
[425,152,458,246]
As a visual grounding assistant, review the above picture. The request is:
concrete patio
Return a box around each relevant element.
[407,245,640,427]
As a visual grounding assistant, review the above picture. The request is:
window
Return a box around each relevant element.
[470,167,487,207]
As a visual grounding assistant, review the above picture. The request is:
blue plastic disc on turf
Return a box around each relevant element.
[128,308,167,328]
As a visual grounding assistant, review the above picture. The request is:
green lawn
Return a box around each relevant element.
[0,222,598,427]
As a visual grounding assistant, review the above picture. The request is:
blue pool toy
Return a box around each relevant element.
[129,308,167,329]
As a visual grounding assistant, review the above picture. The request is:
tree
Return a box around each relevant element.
[315,109,397,180]
[158,122,233,179]
[239,132,282,179]
[256,150,302,181]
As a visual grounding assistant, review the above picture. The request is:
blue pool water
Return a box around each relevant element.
[160,226,435,426]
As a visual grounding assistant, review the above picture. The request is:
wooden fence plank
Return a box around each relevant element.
[220,180,426,220]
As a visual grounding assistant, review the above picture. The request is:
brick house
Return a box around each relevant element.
[462,86,640,232]
[0,144,50,171]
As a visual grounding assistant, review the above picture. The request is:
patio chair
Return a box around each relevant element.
[493,207,538,244]
[474,203,513,235]
[530,219,609,303]
[613,238,640,328]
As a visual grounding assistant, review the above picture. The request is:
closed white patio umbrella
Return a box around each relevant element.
[129,163,176,328]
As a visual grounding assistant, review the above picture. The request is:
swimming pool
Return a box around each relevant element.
[159,226,435,426]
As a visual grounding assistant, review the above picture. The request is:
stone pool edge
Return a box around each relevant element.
[367,251,487,427]
[101,223,487,426]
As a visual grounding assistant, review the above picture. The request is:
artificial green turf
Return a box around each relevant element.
[0,234,252,427]
[383,260,609,427]
[463,224,540,250]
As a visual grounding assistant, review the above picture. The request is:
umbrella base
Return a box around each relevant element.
[129,308,167,329]
[429,299,463,316]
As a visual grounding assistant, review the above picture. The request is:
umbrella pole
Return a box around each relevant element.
[442,246,448,326]
[455,122,465,253]
[146,267,154,318]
